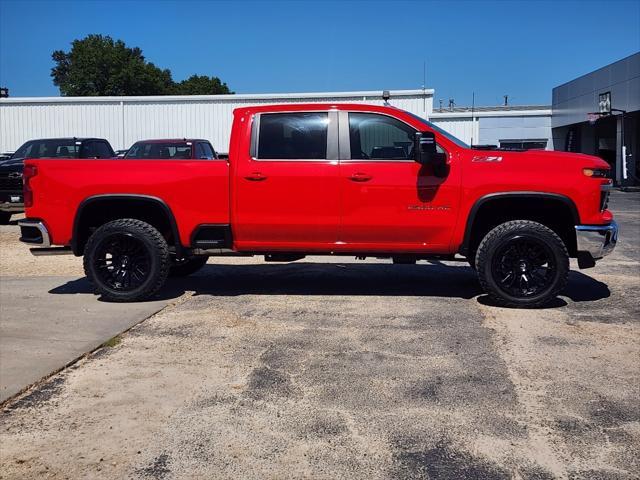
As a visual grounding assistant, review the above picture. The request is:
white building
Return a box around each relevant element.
[0,89,551,153]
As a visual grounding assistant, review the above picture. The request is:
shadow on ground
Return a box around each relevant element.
[49,263,610,308]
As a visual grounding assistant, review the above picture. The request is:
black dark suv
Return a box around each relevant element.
[0,138,115,223]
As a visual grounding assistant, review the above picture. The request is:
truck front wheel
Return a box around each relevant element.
[83,218,170,302]
[476,220,569,308]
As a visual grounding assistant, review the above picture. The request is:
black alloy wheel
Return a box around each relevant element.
[491,235,556,298]
[93,233,151,291]
[476,220,569,308]
[83,219,170,302]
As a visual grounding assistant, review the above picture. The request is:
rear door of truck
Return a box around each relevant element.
[232,110,340,250]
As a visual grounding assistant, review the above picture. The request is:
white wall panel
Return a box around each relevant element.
[430,117,479,145]
[0,90,432,153]
[1,90,554,155]
[0,102,122,151]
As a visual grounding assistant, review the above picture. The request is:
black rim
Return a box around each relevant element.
[93,233,151,291]
[491,235,557,298]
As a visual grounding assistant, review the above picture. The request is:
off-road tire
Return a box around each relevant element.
[83,218,170,302]
[476,220,569,308]
[169,255,208,277]
[0,212,11,225]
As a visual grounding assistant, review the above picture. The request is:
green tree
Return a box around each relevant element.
[173,74,233,95]
[51,35,232,96]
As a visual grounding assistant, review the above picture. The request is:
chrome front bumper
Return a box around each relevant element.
[18,219,51,248]
[575,221,618,260]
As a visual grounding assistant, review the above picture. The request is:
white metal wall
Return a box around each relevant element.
[0,90,433,153]
[0,91,551,154]
[430,117,480,145]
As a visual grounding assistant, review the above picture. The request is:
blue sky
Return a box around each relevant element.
[1,0,638,105]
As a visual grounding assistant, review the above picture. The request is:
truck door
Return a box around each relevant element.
[338,111,460,252]
[233,110,340,250]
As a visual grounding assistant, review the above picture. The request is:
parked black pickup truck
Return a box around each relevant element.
[0,137,115,223]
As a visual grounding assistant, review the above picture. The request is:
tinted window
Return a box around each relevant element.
[88,142,113,158]
[195,143,205,159]
[13,140,80,159]
[125,142,192,159]
[257,112,328,159]
[200,142,217,159]
[349,113,416,160]
[500,140,547,150]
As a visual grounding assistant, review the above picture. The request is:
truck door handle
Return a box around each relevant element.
[350,173,372,182]
[245,172,267,181]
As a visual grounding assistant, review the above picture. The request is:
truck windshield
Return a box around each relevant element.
[125,142,192,159]
[404,112,470,149]
[12,140,80,159]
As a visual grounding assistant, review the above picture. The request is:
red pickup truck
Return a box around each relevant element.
[19,103,617,307]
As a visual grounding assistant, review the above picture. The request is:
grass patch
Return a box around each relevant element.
[102,335,122,348]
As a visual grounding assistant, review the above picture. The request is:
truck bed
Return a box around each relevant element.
[26,159,229,247]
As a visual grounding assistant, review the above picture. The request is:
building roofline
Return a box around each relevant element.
[431,108,551,118]
[0,88,434,104]
[552,51,640,90]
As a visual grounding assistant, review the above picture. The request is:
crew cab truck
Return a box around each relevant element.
[19,104,617,307]
[0,137,115,224]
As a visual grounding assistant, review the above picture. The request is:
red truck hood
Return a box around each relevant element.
[468,149,610,169]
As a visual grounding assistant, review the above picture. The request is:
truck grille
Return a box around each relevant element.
[0,175,23,191]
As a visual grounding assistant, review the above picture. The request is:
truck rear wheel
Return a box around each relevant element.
[476,220,569,308]
[83,219,170,302]
[169,255,208,277]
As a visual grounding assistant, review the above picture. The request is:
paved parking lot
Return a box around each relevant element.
[0,276,168,402]
[0,192,638,479]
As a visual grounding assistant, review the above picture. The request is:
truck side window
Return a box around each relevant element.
[349,113,416,160]
[195,143,206,159]
[82,141,112,159]
[94,142,113,158]
[201,142,217,159]
[257,112,328,160]
[196,142,217,160]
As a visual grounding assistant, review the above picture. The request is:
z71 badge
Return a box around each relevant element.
[472,155,503,162]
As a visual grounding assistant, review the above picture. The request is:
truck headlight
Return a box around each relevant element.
[583,168,610,178]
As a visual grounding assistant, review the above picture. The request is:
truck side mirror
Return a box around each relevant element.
[414,131,449,177]
[414,131,436,165]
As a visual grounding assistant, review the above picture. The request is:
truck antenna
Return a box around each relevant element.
[470,92,475,147]
[422,60,427,117]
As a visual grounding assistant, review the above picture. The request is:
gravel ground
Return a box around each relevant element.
[0,192,639,479]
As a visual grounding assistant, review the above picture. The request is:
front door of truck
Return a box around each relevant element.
[234,110,340,250]
[338,111,460,252]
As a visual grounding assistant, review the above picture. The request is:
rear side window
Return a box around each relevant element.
[200,142,217,159]
[195,142,217,159]
[126,143,192,159]
[13,140,79,158]
[87,142,113,158]
[257,112,328,159]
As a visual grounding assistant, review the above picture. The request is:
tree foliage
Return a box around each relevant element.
[173,74,231,95]
[51,35,232,96]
